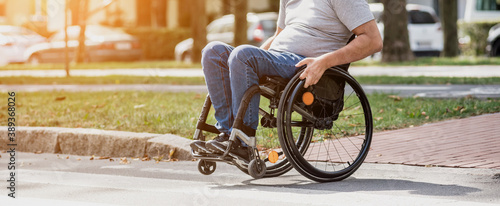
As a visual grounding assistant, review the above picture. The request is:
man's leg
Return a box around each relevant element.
[228,45,305,132]
[206,45,304,157]
[201,41,234,134]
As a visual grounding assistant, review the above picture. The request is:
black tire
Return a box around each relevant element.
[248,159,266,179]
[28,54,42,65]
[491,40,500,57]
[278,68,373,182]
[198,160,216,175]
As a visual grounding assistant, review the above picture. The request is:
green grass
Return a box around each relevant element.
[1,56,499,71]
[353,56,500,67]
[2,75,500,85]
[3,91,499,146]
[0,61,201,70]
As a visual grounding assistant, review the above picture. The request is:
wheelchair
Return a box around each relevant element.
[190,63,373,182]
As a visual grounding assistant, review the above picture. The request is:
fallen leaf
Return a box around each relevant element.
[376,154,383,157]
[388,95,401,101]
[378,109,384,113]
[142,156,151,161]
[375,117,383,121]
[55,96,66,101]
[193,94,202,99]
[34,151,42,154]
[98,156,111,160]
[397,108,403,112]
[454,106,464,111]
[421,111,427,116]
[77,158,81,161]
[425,116,430,119]
[120,157,130,164]
[66,156,69,159]
[460,108,466,113]
[109,159,115,162]
[90,155,95,160]
[169,148,176,159]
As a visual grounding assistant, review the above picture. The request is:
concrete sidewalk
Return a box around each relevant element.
[1,65,500,77]
[3,113,499,169]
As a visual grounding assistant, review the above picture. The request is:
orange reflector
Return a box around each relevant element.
[302,92,314,106]
[268,150,279,164]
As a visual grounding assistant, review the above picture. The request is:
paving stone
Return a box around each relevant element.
[57,128,160,157]
[146,134,193,161]
[0,127,63,153]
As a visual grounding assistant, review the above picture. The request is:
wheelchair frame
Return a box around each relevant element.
[191,64,373,182]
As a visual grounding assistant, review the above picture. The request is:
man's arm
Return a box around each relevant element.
[260,27,283,50]
[296,20,383,88]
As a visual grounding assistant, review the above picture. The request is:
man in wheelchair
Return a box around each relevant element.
[191,0,382,162]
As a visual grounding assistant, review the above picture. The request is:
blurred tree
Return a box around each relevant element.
[76,0,89,63]
[269,0,280,12]
[69,0,80,25]
[381,0,414,62]
[191,0,207,63]
[234,0,248,46]
[223,0,231,15]
[439,0,459,57]
[137,0,152,27]
[155,0,167,27]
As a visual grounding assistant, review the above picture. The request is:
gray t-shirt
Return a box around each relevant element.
[269,0,374,58]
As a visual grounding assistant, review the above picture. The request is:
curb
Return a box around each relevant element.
[0,126,193,160]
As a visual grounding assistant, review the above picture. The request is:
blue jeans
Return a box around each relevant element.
[202,41,305,135]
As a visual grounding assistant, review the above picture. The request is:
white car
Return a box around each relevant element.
[0,26,46,64]
[369,3,444,57]
[175,12,277,63]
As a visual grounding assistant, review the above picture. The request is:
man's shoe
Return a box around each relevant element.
[189,140,211,154]
[206,133,251,161]
[205,133,230,153]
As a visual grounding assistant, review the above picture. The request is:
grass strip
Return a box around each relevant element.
[2,76,500,85]
[352,56,500,67]
[1,56,499,71]
[3,91,498,141]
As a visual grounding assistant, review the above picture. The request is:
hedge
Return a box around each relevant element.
[459,20,500,56]
[125,27,191,60]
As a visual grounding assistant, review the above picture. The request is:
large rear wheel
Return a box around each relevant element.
[278,68,373,182]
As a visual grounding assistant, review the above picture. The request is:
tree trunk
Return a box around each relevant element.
[76,0,89,63]
[222,0,231,15]
[155,0,167,27]
[381,0,414,62]
[136,0,152,27]
[439,0,459,57]
[191,0,207,63]
[234,0,248,46]
[69,0,80,25]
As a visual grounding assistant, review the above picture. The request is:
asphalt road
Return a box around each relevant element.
[1,152,499,205]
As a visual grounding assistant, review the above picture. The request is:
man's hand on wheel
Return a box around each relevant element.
[296,57,328,88]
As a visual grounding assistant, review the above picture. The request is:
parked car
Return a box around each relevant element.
[175,12,277,62]
[24,25,141,64]
[369,3,444,57]
[487,23,500,56]
[0,25,46,64]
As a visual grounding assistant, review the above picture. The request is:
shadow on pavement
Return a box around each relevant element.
[216,176,482,197]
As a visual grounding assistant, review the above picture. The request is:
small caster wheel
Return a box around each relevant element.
[198,160,216,175]
[248,159,266,179]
